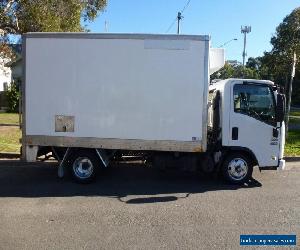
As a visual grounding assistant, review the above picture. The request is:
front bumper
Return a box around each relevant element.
[258,159,286,171]
[278,159,286,170]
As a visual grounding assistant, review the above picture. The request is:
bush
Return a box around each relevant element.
[5,82,20,113]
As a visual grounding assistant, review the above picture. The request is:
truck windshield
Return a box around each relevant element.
[233,84,276,125]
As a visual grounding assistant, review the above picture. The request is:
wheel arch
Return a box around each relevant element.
[57,147,109,166]
[223,146,258,166]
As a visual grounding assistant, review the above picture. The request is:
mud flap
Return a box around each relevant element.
[57,148,71,178]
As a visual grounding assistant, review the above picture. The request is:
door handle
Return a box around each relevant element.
[232,127,238,140]
[273,128,279,138]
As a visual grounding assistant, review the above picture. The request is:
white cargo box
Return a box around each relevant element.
[23,33,216,153]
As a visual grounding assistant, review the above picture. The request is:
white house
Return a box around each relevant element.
[0,44,22,110]
[6,57,22,84]
[0,44,22,91]
[0,59,12,91]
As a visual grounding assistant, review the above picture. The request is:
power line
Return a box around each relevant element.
[165,0,192,33]
[165,17,178,33]
[181,0,191,13]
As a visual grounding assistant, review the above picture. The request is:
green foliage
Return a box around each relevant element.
[285,130,300,156]
[211,63,234,79]
[289,116,300,124]
[246,57,261,70]
[16,1,83,32]
[290,110,300,116]
[0,0,107,39]
[211,62,260,80]
[271,7,300,56]
[5,81,19,113]
[260,7,300,104]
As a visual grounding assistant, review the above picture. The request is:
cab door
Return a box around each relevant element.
[228,82,280,167]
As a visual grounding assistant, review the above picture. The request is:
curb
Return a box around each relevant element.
[0,124,19,127]
[0,152,20,159]
[284,157,300,162]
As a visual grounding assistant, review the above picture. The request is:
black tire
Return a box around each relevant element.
[222,152,253,185]
[68,149,102,184]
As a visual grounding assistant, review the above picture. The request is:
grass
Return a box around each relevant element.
[0,113,19,125]
[0,126,21,153]
[0,113,21,153]
[290,111,300,117]
[289,116,300,123]
[285,130,300,156]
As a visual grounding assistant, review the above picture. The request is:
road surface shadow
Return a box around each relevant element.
[0,161,262,203]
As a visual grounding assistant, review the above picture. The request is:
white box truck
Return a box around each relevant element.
[22,33,286,184]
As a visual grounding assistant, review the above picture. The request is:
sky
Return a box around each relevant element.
[86,0,299,62]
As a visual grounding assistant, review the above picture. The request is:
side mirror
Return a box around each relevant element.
[275,94,285,123]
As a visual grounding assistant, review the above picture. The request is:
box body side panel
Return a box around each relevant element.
[25,36,208,151]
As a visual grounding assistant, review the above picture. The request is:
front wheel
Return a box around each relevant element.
[68,150,102,184]
[222,152,253,184]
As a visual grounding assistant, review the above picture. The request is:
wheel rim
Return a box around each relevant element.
[72,157,94,179]
[227,158,248,181]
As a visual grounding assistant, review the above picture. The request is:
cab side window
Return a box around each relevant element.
[233,84,276,125]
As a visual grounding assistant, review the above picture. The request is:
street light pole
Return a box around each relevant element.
[218,38,238,48]
[241,26,251,67]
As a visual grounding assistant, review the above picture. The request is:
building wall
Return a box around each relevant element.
[0,66,11,91]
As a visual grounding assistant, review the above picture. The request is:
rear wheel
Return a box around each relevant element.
[68,150,102,184]
[222,152,253,184]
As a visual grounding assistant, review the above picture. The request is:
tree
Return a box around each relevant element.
[0,0,107,56]
[5,80,19,112]
[267,8,300,105]
[246,57,261,70]
[211,62,235,79]
[271,7,300,59]
[0,0,107,34]
[211,62,260,80]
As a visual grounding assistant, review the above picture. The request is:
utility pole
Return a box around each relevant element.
[285,52,297,137]
[241,26,251,67]
[104,20,109,32]
[177,12,183,34]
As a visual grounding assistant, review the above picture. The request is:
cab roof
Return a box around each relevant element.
[210,78,274,88]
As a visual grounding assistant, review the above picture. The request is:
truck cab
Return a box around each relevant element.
[208,79,286,183]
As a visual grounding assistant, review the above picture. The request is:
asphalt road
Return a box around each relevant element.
[0,161,299,250]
